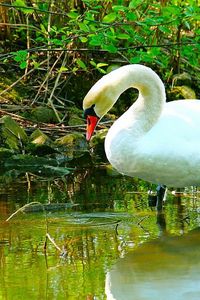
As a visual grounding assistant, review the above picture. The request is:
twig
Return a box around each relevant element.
[137,216,149,226]
[31,52,64,105]
[6,41,197,54]
[0,59,48,96]
[47,51,68,123]
[45,233,62,253]
[5,201,45,222]
[0,108,29,120]
[24,15,30,78]
[45,0,54,101]
[0,3,69,16]
[0,22,45,35]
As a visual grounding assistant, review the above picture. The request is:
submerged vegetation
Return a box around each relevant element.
[0,0,199,176]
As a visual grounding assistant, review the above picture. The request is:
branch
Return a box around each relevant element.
[7,41,197,55]
[45,233,62,253]
[0,3,67,16]
[5,202,45,222]
[0,59,47,96]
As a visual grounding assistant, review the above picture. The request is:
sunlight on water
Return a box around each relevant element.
[0,168,200,299]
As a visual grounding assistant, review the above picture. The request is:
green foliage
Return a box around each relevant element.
[4,154,71,177]
[11,50,28,69]
[13,0,34,14]
[0,115,87,177]
[0,116,28,150]
[1,0,200,107]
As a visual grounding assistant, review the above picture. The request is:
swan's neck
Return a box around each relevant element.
[103,65,166,175]
[109,65,166,135]
[83,64,166,136]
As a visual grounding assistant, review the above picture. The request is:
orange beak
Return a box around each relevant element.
[86,115,99,141]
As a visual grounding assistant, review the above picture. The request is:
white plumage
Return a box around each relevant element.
[83,64,200,187]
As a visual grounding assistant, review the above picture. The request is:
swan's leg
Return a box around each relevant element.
[156,185,166,211]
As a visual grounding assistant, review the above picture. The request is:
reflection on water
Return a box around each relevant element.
[0,167,200,299]
[106,228,200,300]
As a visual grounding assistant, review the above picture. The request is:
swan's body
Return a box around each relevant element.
[83,64,200,187]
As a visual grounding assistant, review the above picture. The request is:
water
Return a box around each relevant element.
[0,167,200,299]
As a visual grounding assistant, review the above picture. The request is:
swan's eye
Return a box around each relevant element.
[84,104,97,119]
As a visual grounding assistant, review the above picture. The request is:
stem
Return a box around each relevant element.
[24,15,30,78]
[176,23,182,74]
[0,59,48,96]
[31,51,64,105]
[47,52,68,123]
[45,0,54,101]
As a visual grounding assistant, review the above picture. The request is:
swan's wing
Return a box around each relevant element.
[135,100,200,186]
[147,100,200,143]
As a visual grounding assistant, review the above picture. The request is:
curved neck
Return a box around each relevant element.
[107,65,166,134]
[84,64,166,135]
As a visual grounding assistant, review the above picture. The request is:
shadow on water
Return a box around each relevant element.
[0,166,200,299]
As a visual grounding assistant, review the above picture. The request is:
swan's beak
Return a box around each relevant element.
[86,115,99,141]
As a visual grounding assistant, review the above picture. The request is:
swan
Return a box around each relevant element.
[105,228,200,300]
[83,64,200,188]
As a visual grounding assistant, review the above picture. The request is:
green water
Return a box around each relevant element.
[0,168,200,299]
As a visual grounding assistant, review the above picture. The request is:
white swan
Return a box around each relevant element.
[83,64,200,187]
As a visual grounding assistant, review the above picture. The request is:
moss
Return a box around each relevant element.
[67,106,85,126]
[0,148,14,160]
[56,133,87,159]
[0,76,28,104]
[30,129,50,145]
[30,106,62,123]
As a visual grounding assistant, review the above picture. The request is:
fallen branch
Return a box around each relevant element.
[45,233,62,253]
[5,201,45,222]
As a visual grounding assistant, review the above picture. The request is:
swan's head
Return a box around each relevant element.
[83,75,116,141]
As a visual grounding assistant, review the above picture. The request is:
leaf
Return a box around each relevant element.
[30,129,50,145]
[19,61,27,69]
[126,12,137,21]
[102,13,117,23]
[162,5,181,17]
[32,61,40,69]
[12,50,28,62]
[79,22,89,32]
[13,0,26,6]
[101,44,118,53]
[58,66,69,73]
[0,116,28,150]
[76,59,87,70]
[172,86,196,99]
[129,0,143,8]
[90,60,97,67]
[183,21,191,30]
[40,24,47,34]
[3,155,71,177]
[89,34,103,46]
[13,0,34,14]
[67,11,78,19]
[117,33,130,40]
[112,5,127,12]
[79,36,88,43]
[159,26,171,34]
[96,63,108,68]
[192,14,200,20]
[130,57,141,64]
[0,148,14,161]
[96,68,107,74]
[51,38,63,46]
[29,129,57,156]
